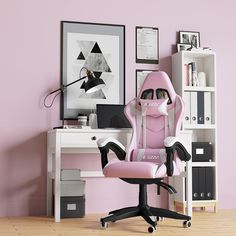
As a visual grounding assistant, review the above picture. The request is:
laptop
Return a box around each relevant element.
[96,104,131,129]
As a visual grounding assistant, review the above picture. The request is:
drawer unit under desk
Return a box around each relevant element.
[60,130,131,147]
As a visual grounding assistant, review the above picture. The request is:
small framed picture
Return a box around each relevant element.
[136,70,158,96]
[136,26,159,64]
[179,31,200,48]
[177,43,192,52]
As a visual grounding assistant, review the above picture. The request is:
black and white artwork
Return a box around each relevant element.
[177,43,192,52]
[179,31,200,48]
[61,22,125,119]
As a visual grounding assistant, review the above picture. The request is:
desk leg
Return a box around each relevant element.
[186,161,192,217]
[46,148,53,216]
[54,137,61,222]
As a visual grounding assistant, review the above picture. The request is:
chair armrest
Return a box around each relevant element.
[97,137,125,150]
[164,136,191,176]
[97,137,126,169]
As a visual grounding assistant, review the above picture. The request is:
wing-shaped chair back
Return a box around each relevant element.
[125,72,184,173]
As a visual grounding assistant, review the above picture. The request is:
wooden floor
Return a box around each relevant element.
[0,210,236,236]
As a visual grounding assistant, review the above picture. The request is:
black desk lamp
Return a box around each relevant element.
[44,67,105,128]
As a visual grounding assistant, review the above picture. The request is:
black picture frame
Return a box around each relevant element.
[136,69,158,96]
[60,21,125,120]
[179,31,200,48]
[177,43,192,52]
[136,26,159,64]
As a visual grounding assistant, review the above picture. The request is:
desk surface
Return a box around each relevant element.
[48,128,132,133]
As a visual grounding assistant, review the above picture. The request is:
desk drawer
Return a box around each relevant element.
[60,132,130,147]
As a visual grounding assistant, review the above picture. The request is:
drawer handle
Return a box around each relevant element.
[91,136,97,141]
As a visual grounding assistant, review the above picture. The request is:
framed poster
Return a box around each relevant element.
[136,26,159,64]
[61,21,125,119]
[179,31,200,48]
[136,69,158,96]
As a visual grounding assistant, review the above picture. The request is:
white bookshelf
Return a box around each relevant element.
[172,51,218,213]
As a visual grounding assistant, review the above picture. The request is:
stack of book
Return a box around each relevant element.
[184,62,198,86]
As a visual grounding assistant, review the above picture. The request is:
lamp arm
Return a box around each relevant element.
[44,75,87,108]
[48,75,86,95]
[64,76,87,89]
[44,66,90,108]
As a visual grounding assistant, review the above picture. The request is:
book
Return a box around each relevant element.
[188,63,193,86]
[184,64,189,86]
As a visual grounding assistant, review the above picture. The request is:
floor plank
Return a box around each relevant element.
[0,210,236,235]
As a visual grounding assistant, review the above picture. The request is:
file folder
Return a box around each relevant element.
[204,92,212,124]
[192,167,199,200]
[190,92,197,124]
[183,92,191,125]
[205,167,214,200]
[197,92,205,124]
[198,167,206,200]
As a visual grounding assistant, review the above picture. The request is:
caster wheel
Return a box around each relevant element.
[100,221,108,229]
[183,220,191,228]
[148,225,156,233]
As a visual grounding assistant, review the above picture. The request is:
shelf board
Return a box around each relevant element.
[192,162,216,167]
[49,171,104,179]
[179,50,215,58]
[184,124,216,129]
[176,200,217,205]
[174,200,217,211]
[184,86,215,92]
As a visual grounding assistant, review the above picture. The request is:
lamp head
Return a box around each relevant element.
[80,68,106,93]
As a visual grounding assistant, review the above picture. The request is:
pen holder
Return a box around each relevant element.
[89,113,97,129]
[78,116,87,126]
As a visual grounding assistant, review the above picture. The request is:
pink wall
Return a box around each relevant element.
[0,0,236,216]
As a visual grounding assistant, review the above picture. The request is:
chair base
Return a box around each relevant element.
[100,183,191,230]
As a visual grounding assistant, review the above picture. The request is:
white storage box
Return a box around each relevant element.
[61,169,81,181]
[61,180,85,197]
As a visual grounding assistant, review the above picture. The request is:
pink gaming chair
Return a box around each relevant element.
[97,71,191,233]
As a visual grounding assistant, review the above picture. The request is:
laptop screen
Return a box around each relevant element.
[96,104,131,128]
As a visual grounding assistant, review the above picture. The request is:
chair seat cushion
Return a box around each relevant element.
[103,159,181,179]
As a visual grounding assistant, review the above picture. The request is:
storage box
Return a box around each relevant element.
[192,142,213,162]
[61,195,85,218]
[61,169,81,181]
[61,180,85,197]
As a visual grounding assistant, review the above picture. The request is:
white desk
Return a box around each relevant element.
[47,128,132,222]
[47,129,192,222]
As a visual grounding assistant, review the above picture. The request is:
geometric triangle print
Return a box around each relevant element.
[77,52,85,60]
[84,53,111,72]
[91,42,102,53]
[80,81,86,89]
[77,41,96,59]
[93,71,102,78]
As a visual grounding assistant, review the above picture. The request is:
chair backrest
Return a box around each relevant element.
[125,71,184,162]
